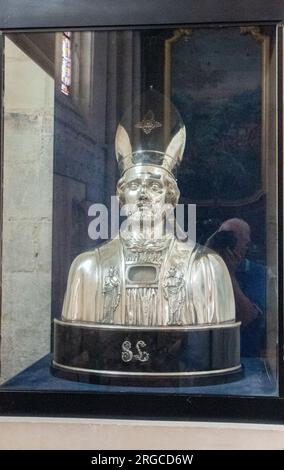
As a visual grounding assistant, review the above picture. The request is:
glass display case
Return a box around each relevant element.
[0,0,283,421]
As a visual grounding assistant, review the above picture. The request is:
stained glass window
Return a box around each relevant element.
[61,32,71,95]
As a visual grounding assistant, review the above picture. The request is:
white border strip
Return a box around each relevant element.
[52,360,242,377]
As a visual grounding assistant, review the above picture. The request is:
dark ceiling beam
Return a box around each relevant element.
[0,0,283,30]
[7,33,55,77]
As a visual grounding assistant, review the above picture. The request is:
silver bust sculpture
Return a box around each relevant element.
[61,91,236,328]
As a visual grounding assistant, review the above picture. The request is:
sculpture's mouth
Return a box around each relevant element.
[137,201,152,209]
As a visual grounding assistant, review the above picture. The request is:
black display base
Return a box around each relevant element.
[52,319,242,386]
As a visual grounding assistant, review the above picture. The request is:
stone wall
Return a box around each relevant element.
[1,38,54,383]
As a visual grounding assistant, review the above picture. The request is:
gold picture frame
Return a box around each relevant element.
[164,26,271,207]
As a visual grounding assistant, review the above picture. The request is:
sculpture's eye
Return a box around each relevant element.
[128,181,139,190]
[150,182,161,192]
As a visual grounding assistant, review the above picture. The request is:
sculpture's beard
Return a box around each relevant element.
[120,205,174,252]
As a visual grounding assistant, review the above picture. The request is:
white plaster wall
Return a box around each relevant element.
[0,418,283,450]
[1,38,54,383]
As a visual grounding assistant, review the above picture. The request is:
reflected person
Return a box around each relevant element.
[206,218,266,356]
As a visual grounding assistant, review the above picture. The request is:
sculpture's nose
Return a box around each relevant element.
[138,182,148,199]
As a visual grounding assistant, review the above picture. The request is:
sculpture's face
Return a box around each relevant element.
[121,166,173,224]
[124,173,166,208]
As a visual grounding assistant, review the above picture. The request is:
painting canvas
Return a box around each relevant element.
[168,27,263,204]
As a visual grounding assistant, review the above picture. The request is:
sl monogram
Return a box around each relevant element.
[121,340,150,363]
